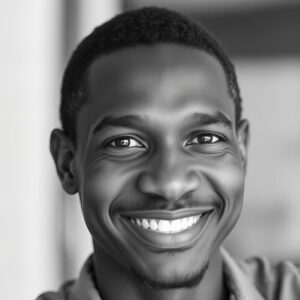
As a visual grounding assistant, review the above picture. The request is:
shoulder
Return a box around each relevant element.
[35,254,98,300]
[36,280,75,300]
[238,255,300,299]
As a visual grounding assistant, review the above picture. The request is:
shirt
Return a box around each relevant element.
[36,249,300,300]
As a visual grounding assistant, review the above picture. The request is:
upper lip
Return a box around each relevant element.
[120,207,215,220]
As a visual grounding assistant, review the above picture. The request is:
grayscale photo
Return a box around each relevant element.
[1,1,300,299]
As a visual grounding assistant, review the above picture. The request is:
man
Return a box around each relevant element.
[37,7,300,300]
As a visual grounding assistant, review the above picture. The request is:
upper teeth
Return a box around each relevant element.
[128,215,203,233]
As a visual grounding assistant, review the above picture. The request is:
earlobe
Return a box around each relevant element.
[50,129,78,194]
[237,119,250,171]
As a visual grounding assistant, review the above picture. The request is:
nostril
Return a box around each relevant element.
[182,190,195,199]
[137,169,201,202]
[143,191,165,200]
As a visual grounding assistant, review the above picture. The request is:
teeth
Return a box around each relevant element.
[170,219,181,233]
[158,220,170,233]
[142,219,149,229]
[128,214,203,234]
[149,219,158,231]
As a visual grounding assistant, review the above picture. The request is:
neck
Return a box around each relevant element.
[92,241,227,300]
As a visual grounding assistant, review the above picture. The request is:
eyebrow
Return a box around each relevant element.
[186,112,233,129]
[93,114,146,134]
[92,111,233,135]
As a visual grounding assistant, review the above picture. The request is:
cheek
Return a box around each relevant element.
[78,165,119,228]
[202,155,245,219]
[217,162,245,201]
[205,158,245,250]
[81,165,121,207]
[206,150,245,194]
[214,158,245,230]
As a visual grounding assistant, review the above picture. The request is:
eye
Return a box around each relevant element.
[107,136,144,148]
[186,133,222,145]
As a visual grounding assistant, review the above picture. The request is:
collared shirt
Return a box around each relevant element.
[36,249,300,300]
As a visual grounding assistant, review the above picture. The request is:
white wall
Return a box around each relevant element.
[0,1,120,299]
[0,1,63,299]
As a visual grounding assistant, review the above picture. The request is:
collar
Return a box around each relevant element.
[221,248,265,300]
[67,255,101,300]
[67,249,265,300]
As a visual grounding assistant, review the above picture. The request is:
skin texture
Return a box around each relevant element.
[51,43,249,300]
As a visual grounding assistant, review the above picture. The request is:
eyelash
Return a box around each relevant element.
[105,136,145,148]
[105,132,224,150]
[186,133,225,146]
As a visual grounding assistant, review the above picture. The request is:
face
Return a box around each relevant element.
[53,43,248,287]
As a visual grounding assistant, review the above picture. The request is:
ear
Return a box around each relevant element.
[50,129,78,194]
[236,119,250,171]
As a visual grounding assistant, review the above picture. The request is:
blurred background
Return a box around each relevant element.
[1,0,300,299]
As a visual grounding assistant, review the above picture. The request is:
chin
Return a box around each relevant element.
[131,260,209,291]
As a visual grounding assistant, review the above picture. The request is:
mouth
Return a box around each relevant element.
[119,208,215,250]
[126,214,203,234]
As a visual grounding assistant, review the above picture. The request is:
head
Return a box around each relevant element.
[60,7,242,143]
[51,6,249,293]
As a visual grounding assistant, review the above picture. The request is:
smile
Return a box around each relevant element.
[128,215,203,234]
[119,208,215,250]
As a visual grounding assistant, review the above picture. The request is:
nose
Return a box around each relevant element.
[137,157,201,202]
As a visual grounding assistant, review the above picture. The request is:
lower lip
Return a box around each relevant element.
[120,212,213,251]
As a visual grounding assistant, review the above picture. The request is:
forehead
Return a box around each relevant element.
[78,43,234,137]
[88,43,229,101]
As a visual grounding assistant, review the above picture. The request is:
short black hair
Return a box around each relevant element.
[61,6,242,142]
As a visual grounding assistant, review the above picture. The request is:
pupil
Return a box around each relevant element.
[117,138,129,147]
[201,136,211,143]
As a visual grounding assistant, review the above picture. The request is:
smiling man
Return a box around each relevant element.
[37,6,300,300]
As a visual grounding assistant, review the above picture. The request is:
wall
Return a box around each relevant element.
[0,1,120,299]
[225,58,300,261]
[0,1,63,299]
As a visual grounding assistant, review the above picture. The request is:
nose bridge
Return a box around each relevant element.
[138,145,200,201]
[155,146,183,184]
